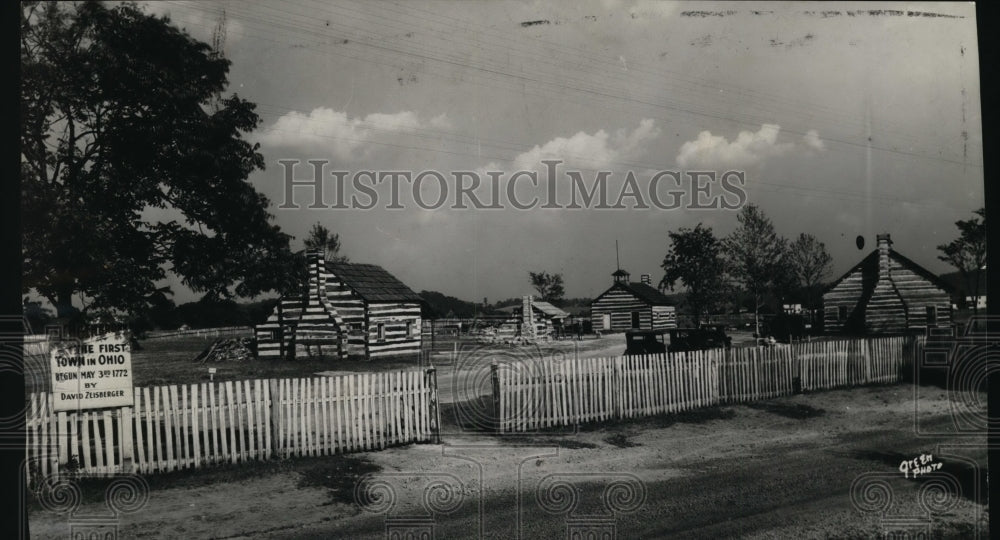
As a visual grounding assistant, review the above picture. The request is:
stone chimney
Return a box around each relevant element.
[522,295,536,339]
[877,233,892,281]
[640,274,651,285]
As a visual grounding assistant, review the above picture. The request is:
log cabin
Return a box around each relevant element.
[256,250,423,359]
[822,233,954,334]
[491,296,569,340]
[510,296,570,338]
[590,270,677,332]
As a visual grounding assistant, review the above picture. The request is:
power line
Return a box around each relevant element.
[152,2,981,210]
[163,0,982,169]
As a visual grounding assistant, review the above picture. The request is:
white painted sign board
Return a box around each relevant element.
[50,332,134,411]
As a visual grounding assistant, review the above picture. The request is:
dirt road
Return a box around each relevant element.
[27,385,987,539]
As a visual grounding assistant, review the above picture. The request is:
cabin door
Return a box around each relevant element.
[602,314,611,330]
[631,311,640,329]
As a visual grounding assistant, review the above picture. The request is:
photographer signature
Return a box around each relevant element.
[899,453,943,479]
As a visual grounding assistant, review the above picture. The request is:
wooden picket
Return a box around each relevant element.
[719,346,796,403]
[26,367,439,481]
[24,393,136,481]
[493,351,724,432]
[270,368,434,459]
[123,379,272,474]
[494,335,915,432]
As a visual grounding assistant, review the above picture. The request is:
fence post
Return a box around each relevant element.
[268,379,280,458]
[121,407,135,473]
[425,368,441,444]
[613,356,623,420]
[792,342,802,394]
[490,362,501,433]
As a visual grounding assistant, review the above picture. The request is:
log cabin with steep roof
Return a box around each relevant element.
[822,233,954,335]
[255,250,423,359]
[590,270,677,332]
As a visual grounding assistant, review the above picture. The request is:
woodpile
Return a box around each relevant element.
[193,337,255,363]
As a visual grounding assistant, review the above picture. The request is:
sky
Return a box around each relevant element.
[137,0,983,305]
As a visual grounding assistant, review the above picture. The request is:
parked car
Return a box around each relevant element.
[667,326,732,352]
[764,313,808,343]
[623,329,669,355]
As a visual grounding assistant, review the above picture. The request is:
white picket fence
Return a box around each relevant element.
[273,370,436,458]
[131,381,272,474]
[493,336,915,432]
[25,368,438,484]
[719,345,796,403]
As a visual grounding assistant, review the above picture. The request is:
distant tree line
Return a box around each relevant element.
[660,204,833,335]
[24,296,280,335]
[661,205,987,334]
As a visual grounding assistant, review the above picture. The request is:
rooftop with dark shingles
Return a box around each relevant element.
[326,262,423,303]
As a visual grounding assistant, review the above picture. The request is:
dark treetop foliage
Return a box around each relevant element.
[304,222,349,264]
[660,223,730,327]
[21,2,297,320]
[937,207,986,314]
[529,271,566,305]
[786,233,833,308]
[724,204,790,333]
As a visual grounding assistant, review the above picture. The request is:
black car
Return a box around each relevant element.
[763,313,808,343]
[623,329,669,355]
[667,326,732,353]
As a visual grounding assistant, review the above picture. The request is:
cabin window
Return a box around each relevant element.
[407,320,417,337]
[837,306,848,322]
[631,311,640,329]
[926,306,937,326]
[377,323,386,342]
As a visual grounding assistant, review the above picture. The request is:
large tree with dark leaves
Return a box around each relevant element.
[529,271,566,305]
[660,224,730,327]
[21,2,295,321]
[786,233,833,309]
[724,204,789,336]
[938,208,986,316]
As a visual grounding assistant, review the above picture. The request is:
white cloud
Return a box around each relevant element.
[257,108,449,161]
[676,124,794,168]
[803,129,826,151]
[510,119,660,171]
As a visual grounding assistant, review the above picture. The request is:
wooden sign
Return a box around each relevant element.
[50,332,134,411]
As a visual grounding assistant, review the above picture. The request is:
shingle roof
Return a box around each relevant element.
[325,262,423,302]
[621,282,674,306]
[822,249,954,296]
[497,302,570,318]
[531,301,570,319]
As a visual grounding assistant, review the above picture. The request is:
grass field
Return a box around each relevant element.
[23,328,877,395]
[24,334,421,394]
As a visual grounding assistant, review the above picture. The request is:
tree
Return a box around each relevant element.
[304,222,349,263]
[724,204,789,336]
[529,272,565,305]
[660,224,730,327]
[937,208,986,316]
[21,2,296,321]
[786,233,833,309]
